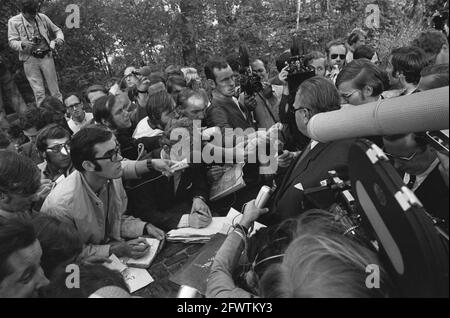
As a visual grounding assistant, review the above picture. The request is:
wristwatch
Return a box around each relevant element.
[193,195,207,203]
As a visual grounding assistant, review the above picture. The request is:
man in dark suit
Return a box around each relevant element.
[264,77,355,224]
[383,133,449,227]
[205,57,255,132]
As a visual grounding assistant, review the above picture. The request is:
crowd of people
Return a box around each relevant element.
[0,0,449,298]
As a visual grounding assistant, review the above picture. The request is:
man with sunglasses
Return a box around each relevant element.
[383,133,449,227]
[64,93,94,134]
[325,40,348,83]
[41,126,169,259]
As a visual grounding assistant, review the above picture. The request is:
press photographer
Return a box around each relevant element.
[8,0,64,107]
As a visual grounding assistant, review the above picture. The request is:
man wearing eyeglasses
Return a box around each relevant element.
[383,133,449,227]
[41,126,171,259]
[64,94,94,134]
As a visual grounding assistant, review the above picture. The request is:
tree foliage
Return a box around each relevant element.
[0,0,446,102]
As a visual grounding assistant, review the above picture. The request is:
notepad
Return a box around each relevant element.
[104,255,154,294]
[210,164,246,201]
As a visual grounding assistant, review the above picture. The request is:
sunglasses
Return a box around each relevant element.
[46,143,70,155]
[331,54,346,60]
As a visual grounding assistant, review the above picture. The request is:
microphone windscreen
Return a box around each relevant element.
[307,87,449,143]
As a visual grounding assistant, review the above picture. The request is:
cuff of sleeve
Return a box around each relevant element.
[135,160,149,177]
[177,214,190,228]
[137,221,147,236]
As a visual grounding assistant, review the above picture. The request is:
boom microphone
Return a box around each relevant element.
[307,87,449,143]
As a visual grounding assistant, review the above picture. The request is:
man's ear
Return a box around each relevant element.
[362,85,373,98]
[207,79,216,90]
[82,160,96,172]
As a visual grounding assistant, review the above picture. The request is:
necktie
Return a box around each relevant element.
[407,175,417,190]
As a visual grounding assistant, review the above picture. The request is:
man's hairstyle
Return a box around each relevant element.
[40,97,70,130]
[390,46,429,85]
[336,59,389,97]
[204,57,230,82]
[166,75,187,94]
[383,133,429,151]
[347,28,367,46]
[36,124,71,153]
[0,217,37,283]
[304,51,325,66]
[70,126,113,172]
[32,215,83,278]
[42,264,127,298]
[296,76,341,115]
[251,58,269,71]
[146,91,174,128]
[93,95,115,127]
[412,30,449,62]
[325,40,348,57]
[20,0,39,14]
[165,65,183,78]
[176,88,206,111]
[0,150,41,196]
[85,85,108,102]
[19,107,45,131]
[63,92,83,105]
[353,45,376,60]
[258,210,390,298]
[275,50,291,73]
[0,131,11,150]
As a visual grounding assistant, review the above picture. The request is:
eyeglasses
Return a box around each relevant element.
[384,150,419,162]
[331,54,346,60]
[46,143,70,155]
[94,145,123,162]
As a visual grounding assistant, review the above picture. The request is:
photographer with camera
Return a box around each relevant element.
[8,0,64,107]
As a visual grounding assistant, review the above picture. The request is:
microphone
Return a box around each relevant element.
[307,87,449,143]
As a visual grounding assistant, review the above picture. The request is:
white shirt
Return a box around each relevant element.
[404,159,440,192]
[68,112,93,134]
[133,117,164,140]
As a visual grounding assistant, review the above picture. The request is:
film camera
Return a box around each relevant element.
[284,37,315,100]
[304,140,448,297]
[238,44,264,96]
[30,36,50,59]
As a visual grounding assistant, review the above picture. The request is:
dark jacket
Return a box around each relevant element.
[206,96,254,130]
[414,166,449,226]
[268,139,355,224]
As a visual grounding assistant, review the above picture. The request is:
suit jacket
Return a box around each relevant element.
[269,139,355,223]
[414,166,449,225]
[206,96,254,130]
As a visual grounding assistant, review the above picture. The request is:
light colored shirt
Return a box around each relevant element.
[133,117,164,140]
[68,112,94,134]
[41,161,149,258]
[8,13,64,62]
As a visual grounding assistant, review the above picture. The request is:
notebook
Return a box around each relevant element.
[210,164,246,201]
[105,255,154,294]
[121,238,162,269]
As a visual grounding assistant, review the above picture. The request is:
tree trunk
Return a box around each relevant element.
[179,0,200,66]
